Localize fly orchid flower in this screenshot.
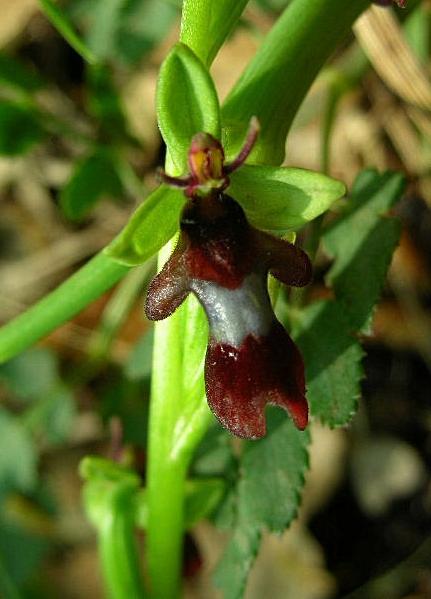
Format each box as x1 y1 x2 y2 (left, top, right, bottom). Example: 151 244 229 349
145 120 311 439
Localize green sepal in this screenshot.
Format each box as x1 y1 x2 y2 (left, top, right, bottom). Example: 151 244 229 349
157 43 221 174
229 164 346 231
105 185 185 266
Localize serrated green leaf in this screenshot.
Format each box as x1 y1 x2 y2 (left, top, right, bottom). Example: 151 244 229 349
0 53 44 92
180 0 249 67
0 409 37 495
60 149 123 221
105 185 184 266
215 413 310 597
323 170 404 332
293 300 364 427
157 43 221 173
229 164 346 231
240 412 310 530
214 525 261 599
0 102 44 156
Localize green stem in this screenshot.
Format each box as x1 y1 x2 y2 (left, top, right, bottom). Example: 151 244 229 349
146 243 187 599
145 241 211 599
0 252 130 364
99 491 145 599
146 459 187 599
222 0 371 165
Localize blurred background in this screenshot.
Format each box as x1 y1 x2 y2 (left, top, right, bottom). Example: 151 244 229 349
0 1 431 597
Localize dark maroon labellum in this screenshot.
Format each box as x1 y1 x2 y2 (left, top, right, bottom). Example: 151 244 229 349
147 122 311 439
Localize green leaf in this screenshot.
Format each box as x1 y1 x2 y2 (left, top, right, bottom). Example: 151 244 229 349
215 413 310 598
229 164 346 231
0 348 58 401
239 413 310 531
0 102 44 156
157 43 221 173
293 300 364 427
0 409 37 495
323 170 404 332
180 0 249 67
39 0 97 64
105 185 184 266
214 525 261 599
60 149 123 221
0 53 44 92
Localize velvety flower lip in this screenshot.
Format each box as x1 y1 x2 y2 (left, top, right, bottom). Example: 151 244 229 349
146 123 311 439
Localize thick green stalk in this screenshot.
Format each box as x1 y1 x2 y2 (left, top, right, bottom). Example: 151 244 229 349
222 0 371 165
0 252 129 364
145 243 211 598
146 245 187 599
